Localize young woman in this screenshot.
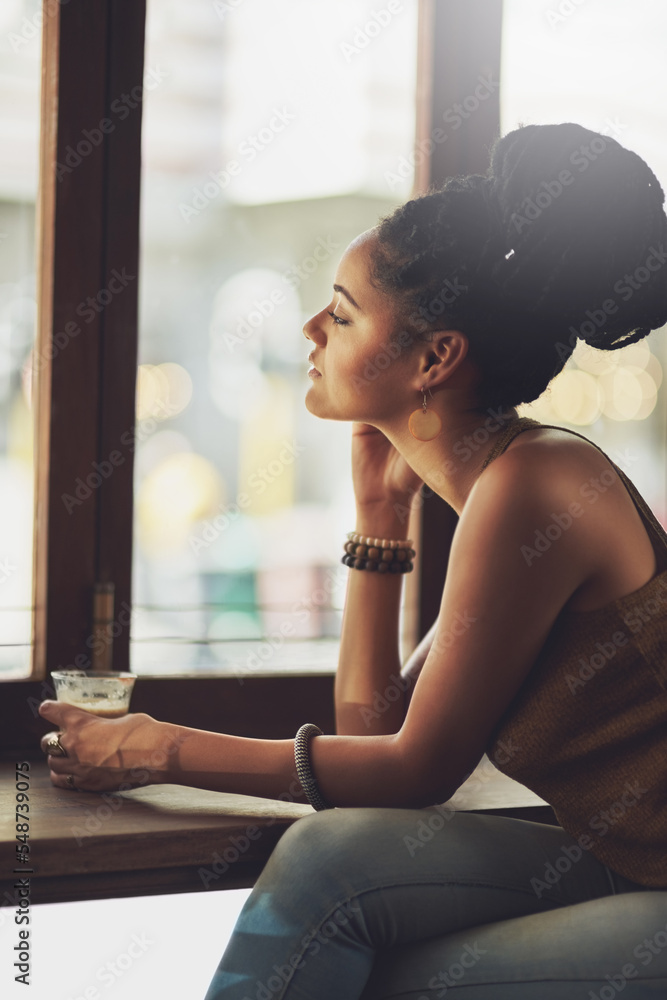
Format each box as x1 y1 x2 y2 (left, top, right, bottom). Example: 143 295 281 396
41 123 667 998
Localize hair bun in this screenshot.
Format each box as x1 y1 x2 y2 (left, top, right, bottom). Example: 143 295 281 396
485 123 667 350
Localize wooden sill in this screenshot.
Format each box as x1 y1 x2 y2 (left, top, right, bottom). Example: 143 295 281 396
0 757 556 906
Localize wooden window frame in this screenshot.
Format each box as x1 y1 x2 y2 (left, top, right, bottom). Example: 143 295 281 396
1 0 503 757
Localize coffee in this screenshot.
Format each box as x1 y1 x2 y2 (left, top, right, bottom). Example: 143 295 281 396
51 671 136 717
62 700 128 718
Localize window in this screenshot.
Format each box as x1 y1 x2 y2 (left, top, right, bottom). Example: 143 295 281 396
0 0 42 678
131 0 420 675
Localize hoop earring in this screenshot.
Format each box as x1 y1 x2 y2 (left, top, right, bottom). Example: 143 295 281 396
408 386 442 442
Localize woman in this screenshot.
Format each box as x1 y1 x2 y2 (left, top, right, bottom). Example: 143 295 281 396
40 123 667 998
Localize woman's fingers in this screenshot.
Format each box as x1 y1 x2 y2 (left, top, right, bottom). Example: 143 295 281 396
48 767 78 790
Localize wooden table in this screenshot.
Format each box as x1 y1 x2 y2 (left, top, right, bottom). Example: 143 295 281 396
0 756 556 906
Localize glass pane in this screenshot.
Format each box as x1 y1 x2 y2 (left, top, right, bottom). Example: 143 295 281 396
502 0 667 526
132 0 418 673
0 1 41 677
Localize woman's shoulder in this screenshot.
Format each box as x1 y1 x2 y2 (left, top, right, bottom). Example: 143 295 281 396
473 422 662 614
483 422 632 498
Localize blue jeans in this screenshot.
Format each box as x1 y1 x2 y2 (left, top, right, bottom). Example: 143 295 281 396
203 809 667 999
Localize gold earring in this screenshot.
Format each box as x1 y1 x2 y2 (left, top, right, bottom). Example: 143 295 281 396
408 386 442 441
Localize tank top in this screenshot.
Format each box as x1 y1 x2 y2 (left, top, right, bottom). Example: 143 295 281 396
481 416 667 887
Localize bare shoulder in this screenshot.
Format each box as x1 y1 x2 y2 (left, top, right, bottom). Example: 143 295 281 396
467 424 657 611
477 424 629 508
494 425 614 476
457 427 599 585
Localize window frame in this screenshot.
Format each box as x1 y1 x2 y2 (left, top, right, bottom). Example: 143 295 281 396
0 0 504 756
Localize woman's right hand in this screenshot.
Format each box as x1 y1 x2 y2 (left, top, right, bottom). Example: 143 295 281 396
351 422 423 514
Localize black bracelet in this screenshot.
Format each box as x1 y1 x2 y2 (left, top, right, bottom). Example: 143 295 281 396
294 723 332 811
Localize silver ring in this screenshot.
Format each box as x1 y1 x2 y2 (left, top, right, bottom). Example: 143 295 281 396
45 733 68 758
65 774 76 790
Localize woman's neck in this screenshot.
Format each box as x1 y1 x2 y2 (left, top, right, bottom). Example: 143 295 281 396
381 405 523 515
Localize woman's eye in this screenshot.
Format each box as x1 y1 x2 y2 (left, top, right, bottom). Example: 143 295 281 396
327 310 349 326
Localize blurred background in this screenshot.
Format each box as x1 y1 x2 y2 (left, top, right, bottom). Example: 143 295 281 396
1 0 666 677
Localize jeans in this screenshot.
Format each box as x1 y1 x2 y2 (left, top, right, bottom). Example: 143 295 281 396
203 808 667 999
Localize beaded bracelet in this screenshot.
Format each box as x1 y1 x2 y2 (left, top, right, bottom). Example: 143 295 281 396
342 532 416 574
346 532 414 549
294 723 332 811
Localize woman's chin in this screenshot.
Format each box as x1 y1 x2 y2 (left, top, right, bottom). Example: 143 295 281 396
304 394 348 423
304 390 325 418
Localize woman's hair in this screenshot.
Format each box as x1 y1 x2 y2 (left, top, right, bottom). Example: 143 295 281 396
369 122 667 412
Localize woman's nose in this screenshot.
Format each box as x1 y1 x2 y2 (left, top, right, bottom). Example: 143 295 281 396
303 311 326 345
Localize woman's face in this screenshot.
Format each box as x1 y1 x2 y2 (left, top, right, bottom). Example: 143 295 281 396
303 231 416 425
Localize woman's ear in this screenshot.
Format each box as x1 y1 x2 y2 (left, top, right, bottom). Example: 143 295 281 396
413 329 470 390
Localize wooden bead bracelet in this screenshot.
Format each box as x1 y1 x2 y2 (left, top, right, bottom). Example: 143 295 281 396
341 532 416 574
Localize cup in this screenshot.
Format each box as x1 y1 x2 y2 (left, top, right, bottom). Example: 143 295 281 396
51 670 136 717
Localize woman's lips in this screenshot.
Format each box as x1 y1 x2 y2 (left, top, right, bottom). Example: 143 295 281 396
308 367 322 378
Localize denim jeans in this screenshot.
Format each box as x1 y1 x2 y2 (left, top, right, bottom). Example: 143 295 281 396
203 808 667 999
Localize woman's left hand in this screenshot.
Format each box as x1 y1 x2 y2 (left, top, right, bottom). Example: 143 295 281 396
39 700 170 792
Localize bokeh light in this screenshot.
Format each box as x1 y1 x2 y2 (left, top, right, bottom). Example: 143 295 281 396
136 362 193 420
136 452 224 554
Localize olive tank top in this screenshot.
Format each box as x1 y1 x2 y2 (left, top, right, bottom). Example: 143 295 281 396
482 417 667 887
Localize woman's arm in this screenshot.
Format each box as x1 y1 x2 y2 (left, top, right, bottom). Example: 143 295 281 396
38 701 411 806
333 420 424 736
334 502 413 736
40 443 599 809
